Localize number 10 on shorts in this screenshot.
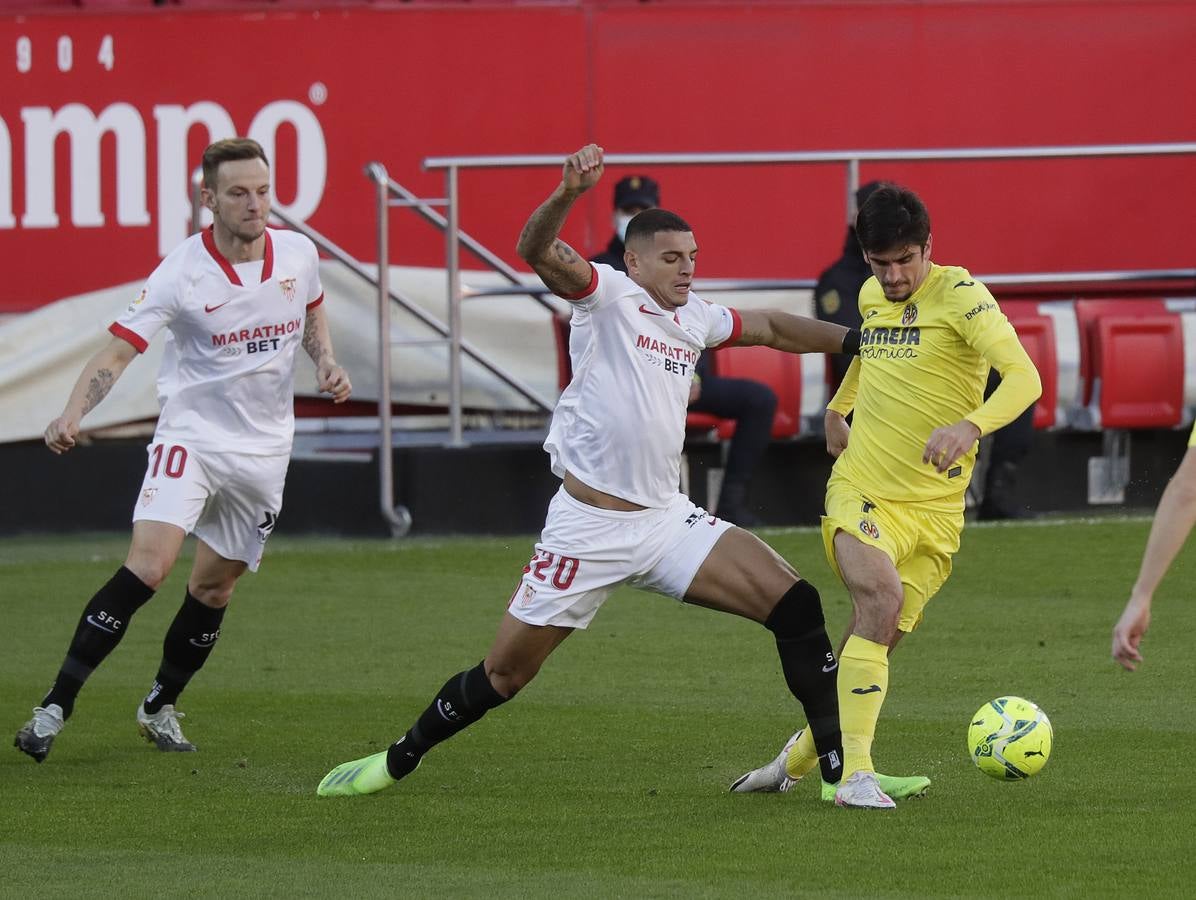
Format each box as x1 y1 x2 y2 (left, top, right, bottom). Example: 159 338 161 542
149 443 188 479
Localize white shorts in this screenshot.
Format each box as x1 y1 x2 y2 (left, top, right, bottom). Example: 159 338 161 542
507 487 735 629
131 440 289 572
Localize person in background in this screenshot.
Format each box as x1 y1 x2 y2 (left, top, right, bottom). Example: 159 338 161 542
814 182 882 395
593 175 777 526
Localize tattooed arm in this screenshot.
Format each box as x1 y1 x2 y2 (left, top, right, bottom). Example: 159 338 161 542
516 143 605 300
302 304 352 403
44 335 140 454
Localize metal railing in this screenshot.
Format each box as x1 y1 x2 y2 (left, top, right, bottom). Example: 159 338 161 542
418 142 1196 424
424 142 1196 227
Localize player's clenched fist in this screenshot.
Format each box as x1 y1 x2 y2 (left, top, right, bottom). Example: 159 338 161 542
319 362 353 404
562 144 604 195
44 415 80 455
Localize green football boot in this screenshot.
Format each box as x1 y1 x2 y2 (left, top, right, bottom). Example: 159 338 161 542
317 750 399 798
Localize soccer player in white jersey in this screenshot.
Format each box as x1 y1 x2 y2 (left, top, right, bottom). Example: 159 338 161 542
318 143 897 801
14 138 351 762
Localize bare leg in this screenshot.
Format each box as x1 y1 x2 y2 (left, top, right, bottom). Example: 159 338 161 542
484 613 574 697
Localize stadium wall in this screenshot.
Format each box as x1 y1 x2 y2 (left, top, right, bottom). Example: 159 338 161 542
1 1 1194 311
1 427 1189 537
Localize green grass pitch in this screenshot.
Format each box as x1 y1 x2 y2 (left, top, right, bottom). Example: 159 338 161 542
2 520 1194 898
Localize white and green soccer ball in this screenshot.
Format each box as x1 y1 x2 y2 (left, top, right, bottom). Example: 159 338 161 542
967 696 1053 780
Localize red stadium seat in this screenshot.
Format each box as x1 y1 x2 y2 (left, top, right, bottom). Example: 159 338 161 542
685 350 729 436
1001 301 1058 429
709 344 801 439
1073 299 1167 406
685 411 726 435
1091 315 1184 428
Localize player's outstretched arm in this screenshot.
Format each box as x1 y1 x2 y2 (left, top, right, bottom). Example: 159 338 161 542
1113 446 1196 670
734 308 860 356
45 335 139 454
516 144 604 300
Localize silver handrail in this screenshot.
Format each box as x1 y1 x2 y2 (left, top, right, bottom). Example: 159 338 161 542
425 143 1196 169
368 164 412 538
425 142 1196 224
444 165 464 447
376 172 558 313
462 269 1196 298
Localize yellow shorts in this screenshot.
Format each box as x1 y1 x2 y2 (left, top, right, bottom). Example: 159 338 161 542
820 475 964 633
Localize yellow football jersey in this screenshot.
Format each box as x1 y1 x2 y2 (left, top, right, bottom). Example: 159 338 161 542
829 263 1020 504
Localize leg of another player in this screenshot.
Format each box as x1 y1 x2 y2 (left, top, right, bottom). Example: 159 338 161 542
318 613 573 797
15 522 184 763
137 541 245 751
685 528 844 787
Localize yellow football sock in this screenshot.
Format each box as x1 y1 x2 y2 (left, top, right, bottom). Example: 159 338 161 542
784 727 819 780
839 634 890 779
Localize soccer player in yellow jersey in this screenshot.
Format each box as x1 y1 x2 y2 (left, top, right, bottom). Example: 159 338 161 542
732 184 1041 808
1112 423 1196 670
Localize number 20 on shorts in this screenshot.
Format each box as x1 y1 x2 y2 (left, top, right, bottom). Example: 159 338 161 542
525 550 580 590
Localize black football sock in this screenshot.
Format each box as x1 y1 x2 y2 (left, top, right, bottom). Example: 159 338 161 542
142 591 226 714
386 661 508 780
42 566 155 719
765 580 844 784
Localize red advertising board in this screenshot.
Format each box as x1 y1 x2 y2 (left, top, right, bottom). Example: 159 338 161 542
1 2 1194 311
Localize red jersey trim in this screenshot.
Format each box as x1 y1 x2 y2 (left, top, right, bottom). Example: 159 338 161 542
109 322 148 353
306 293 325 311
201 226 274 286
262 230 274 281
712 308 744 348
558 264 598 301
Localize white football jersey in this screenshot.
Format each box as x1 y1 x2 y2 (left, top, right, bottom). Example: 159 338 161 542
544 264 741 507
111 227 323 455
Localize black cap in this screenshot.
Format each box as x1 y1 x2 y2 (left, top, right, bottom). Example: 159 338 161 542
613 175 659 211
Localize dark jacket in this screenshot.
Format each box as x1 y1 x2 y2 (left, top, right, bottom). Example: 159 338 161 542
814 227 872 390
590 235 627 272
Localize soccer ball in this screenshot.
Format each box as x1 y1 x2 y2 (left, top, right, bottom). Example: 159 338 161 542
967 696 1053 780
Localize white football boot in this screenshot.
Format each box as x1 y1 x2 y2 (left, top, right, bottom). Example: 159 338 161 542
729 730 803 793
137 704 197 752
833 770 896 809
14 704 66 763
